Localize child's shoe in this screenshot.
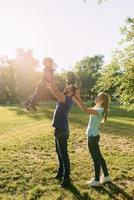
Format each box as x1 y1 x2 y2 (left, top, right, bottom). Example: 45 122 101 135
54 174 62 181
60 177 71 188
87 179 101 187
100 176 112 184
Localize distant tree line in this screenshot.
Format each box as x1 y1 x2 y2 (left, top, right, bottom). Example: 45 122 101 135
0 18 133 109
0 50 103 103
95 17 134 109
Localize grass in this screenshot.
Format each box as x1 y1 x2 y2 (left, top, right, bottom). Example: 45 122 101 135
0 102 134 200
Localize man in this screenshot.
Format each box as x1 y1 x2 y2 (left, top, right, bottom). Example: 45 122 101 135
47 75 80 188
25 57 56 111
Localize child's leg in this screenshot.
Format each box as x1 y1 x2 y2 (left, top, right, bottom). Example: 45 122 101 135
25 96 33 110
30 80 46 106
25 96 32 105
98 147 109 177
89 135 109 178
88 136 101 181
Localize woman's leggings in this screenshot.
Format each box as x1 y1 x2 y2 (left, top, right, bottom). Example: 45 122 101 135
88 135 109 181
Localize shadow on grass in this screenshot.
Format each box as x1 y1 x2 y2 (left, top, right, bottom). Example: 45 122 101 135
70 115 134 137
6 103 134 137
67 183 93 200
8 104 54 121
102 121 134 136
94 182 133 200
109 104 134 119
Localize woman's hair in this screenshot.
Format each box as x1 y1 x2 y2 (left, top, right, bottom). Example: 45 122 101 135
99 92 109 123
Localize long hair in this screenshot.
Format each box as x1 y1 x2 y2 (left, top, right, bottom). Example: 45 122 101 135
99 92 109 123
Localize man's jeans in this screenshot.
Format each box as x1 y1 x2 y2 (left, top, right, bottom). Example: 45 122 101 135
54 128 70 179
88 135 109 181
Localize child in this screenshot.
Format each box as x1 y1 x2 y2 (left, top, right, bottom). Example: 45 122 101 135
74 91 111 187
25 57 56 111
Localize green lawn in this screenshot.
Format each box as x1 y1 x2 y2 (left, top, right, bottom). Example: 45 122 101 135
0 102 134 200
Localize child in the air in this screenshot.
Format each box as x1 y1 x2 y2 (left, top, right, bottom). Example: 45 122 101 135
25 57 56 111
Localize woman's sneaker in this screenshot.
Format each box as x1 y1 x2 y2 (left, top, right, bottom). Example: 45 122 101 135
100 176 112 184
60 177 71 188
87 179 101 187
54 174 62 181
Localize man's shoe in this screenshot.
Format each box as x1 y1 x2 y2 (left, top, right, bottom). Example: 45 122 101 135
100 176 112 184
87 179 101 187
60 177 71 188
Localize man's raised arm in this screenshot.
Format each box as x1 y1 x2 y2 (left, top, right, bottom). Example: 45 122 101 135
47 76 65 103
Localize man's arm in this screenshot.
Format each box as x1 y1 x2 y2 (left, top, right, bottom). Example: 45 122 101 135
48 77 65 103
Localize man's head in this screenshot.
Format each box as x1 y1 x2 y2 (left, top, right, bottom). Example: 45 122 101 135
63 84 78 97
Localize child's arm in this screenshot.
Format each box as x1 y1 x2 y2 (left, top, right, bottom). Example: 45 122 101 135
72 96 87 112
74 89 98 115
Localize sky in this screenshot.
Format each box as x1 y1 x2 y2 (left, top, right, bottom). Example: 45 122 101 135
0 0 134 71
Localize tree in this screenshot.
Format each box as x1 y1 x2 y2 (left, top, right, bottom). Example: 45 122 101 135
61 71 76 85
96 18 134 109
74 55 104 99
0 49 39 103
55 74 66 91
15 48 39 100
0 58 19 103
